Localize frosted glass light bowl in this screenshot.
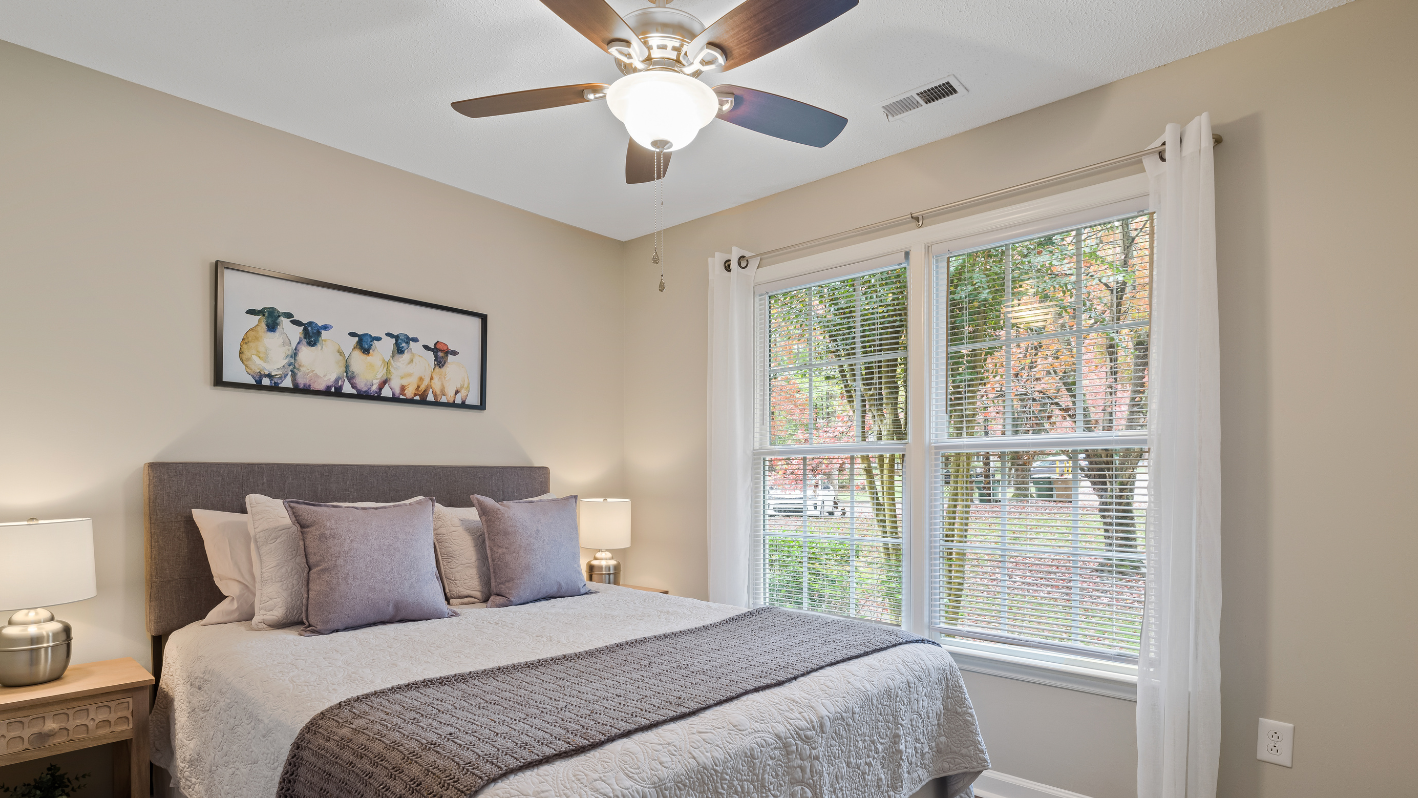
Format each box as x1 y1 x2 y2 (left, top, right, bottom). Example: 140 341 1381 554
606 71 719 152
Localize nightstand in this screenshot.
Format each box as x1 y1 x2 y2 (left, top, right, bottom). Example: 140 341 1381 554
0 658 153 798
623 584 669 594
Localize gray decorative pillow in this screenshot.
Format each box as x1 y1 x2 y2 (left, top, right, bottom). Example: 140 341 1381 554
247 495 424 630
473 494 588 609
432 494 556 606
283 497 453 636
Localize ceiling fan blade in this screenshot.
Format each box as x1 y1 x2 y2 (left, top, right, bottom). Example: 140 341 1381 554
714 86 847 147
626 140 672 184
539 0 648 59
690 0 857 72
452 83 609 119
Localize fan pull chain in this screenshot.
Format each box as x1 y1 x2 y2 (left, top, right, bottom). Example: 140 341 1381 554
651 149 660 267
652 146 666 292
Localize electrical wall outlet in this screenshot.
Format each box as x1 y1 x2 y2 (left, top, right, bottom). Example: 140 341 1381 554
1257 718 1294 767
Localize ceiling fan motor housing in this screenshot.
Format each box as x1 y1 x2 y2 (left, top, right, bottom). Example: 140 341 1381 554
618 7 706 75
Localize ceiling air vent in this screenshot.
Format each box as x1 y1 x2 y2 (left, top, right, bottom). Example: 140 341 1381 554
882 75 968 121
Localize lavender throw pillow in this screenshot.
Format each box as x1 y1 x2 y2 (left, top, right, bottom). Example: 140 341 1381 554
283 497 454 635
473 494 588 608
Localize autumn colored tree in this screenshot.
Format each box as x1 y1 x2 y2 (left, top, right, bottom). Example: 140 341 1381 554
766 215 1151 633
810 269 907 537
765 268 907 527
939 214 1153 625
763 268 907 623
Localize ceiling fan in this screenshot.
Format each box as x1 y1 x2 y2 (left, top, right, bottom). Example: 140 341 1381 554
451 0 857 184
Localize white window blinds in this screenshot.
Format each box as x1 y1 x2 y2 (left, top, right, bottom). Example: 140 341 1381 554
752 260 908 625
930 213 1153 661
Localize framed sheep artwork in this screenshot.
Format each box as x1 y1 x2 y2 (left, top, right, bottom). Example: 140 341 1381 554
214 261 487 410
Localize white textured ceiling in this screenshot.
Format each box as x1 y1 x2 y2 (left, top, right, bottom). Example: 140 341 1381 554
0 0 1344 240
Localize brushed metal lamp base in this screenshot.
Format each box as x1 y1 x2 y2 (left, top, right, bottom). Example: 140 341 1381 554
0 608 74 688
586 550 621 585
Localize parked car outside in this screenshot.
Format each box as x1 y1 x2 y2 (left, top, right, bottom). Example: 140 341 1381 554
766 488 842 516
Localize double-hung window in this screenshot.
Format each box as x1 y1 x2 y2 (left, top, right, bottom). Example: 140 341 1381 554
751 255 909 625
930 213 1152 663
746 176 1153 685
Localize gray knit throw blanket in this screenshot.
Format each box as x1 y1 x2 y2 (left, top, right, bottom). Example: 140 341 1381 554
277 606 938 798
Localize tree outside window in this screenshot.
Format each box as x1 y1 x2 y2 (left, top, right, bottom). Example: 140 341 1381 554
936 213 1152 659
759 266 907 625
754 213 1152 660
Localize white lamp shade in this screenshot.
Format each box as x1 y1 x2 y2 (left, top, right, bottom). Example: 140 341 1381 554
0 518 97 611
605 71 719 152
578 499 631 550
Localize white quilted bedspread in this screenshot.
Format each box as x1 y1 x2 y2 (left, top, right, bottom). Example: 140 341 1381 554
151 585 988 798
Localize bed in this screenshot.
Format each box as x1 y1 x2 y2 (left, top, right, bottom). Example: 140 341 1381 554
143 462 989 798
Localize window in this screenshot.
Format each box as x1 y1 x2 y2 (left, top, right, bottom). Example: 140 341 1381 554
752 259 908 625
930 213 1153 662
744 177 1154 685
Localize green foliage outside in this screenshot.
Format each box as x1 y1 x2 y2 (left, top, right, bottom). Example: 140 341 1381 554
940 213 1153 656
763 267 907 624
761 215 1153 657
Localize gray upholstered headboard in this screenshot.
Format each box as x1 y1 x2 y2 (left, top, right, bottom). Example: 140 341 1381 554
143 462 550 639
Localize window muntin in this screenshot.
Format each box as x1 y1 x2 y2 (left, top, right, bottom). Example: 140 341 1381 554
931 213 1152 661
754 263 908 626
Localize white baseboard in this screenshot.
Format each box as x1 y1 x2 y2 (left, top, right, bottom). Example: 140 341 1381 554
972 770 1095 798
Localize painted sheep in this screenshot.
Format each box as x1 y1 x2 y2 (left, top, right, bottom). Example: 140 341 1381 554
386 332 432 400
345 332 389 396
423 341 471 404
289 320 347 392
238 307 294 385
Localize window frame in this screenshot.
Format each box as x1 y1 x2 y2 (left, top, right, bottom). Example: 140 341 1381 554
750 254 912 626
752 174 1152 698
929 212 1154 664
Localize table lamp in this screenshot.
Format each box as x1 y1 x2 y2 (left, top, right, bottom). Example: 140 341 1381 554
0 518 96 687
579 499 631 585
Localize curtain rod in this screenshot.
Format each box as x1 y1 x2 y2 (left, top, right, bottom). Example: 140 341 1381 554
755 133 1222 264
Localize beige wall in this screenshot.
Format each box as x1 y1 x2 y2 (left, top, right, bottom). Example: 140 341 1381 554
0 40 626 670
619 0 1418 796
4 0 1416 793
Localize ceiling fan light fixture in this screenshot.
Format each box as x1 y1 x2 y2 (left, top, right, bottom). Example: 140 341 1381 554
606 70 718 152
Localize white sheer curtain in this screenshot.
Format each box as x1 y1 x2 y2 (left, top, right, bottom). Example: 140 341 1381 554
706 247 759 607
1138 114 1223 798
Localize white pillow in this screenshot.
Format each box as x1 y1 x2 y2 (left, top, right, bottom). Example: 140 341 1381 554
432 505 489 605
247 495 428 630
432 494 557 606
191 510 257 625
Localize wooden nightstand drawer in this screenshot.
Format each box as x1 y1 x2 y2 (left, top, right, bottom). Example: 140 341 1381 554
2 692 135 756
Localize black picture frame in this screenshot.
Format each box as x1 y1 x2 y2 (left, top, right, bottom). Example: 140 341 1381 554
214 261 487 411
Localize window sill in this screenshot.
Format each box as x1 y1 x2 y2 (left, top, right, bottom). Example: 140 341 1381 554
943 643 1138 702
